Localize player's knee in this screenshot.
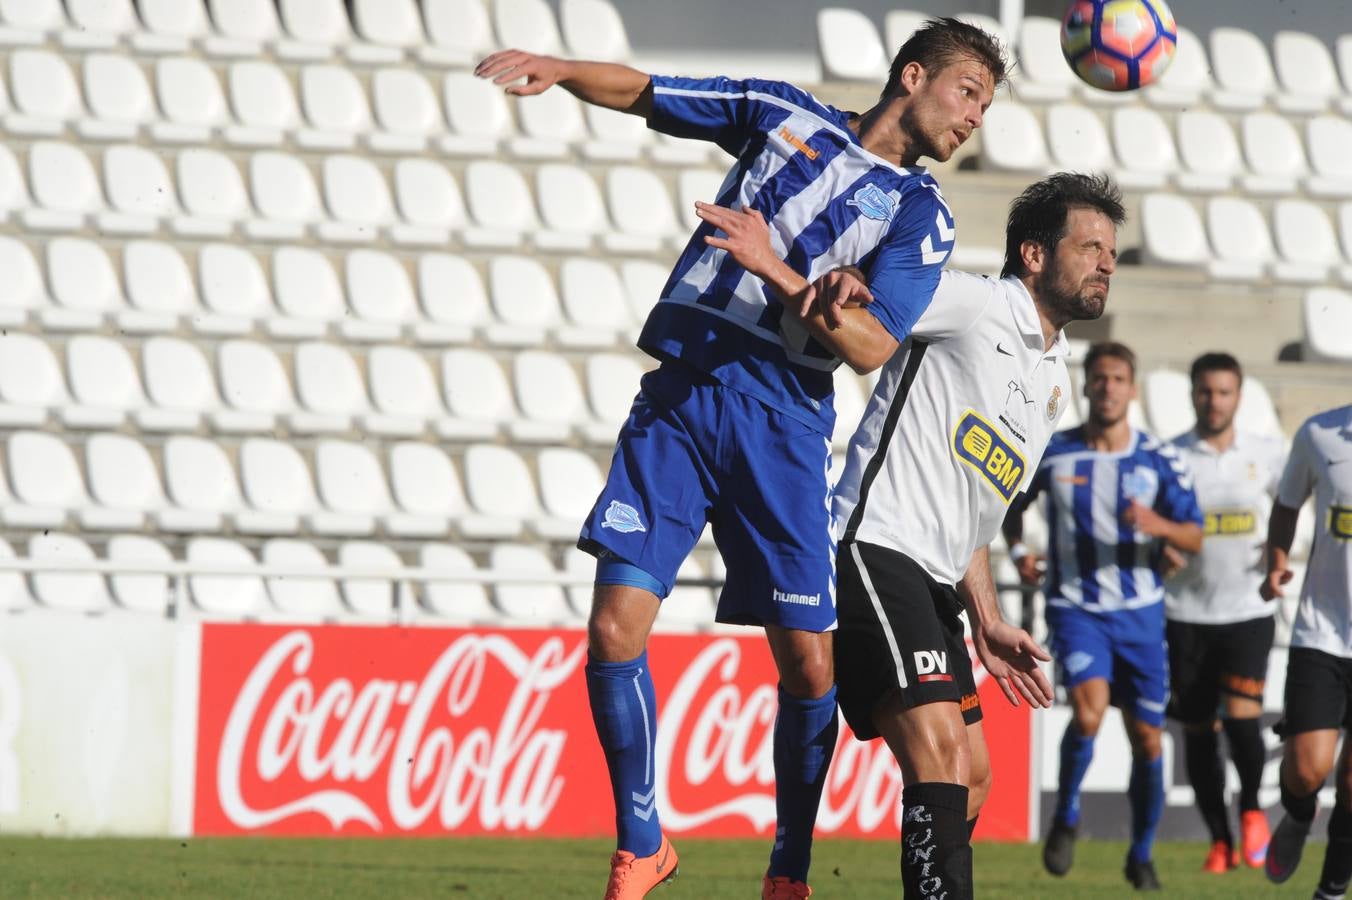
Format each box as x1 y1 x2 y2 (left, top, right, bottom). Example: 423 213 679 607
587 608 642 661
778 649 833 699
968 760 993 813
1072 707 1104 737
1129 725 1163 760
1284 758 1327 797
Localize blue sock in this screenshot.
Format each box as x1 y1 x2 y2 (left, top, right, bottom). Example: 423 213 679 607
586 651 662 857
1054 724 1095 827
1128 755 1165 863
766 685 839 882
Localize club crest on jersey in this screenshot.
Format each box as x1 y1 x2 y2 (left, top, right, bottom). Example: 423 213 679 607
1329 504 1352 541
846 183 896 223
1122 467 1159 504
601 500 646 534
1047 385 1062 421
952 410 1025 502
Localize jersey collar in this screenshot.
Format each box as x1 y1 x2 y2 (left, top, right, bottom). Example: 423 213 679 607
1003 276 1070 360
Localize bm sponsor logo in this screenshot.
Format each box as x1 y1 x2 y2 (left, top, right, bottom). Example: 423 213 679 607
1329 504 1352 542
952 410 1024 502
1204 508 1257 536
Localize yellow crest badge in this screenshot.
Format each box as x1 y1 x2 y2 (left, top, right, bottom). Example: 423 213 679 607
1047 385 1062 421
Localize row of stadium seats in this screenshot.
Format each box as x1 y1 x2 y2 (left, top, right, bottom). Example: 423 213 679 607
0 0 623 70
0 140 721 253
1142 195 1352 286
820 9 1352 115
0 530 722 625
980 104 1352 200
0 50 721 166
0 237 670 346
0 335 666 445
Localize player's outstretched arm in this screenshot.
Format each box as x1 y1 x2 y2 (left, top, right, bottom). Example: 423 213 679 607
694 202 898 374
475 50 653 116
958 546 1054 709
1260 502 1301 601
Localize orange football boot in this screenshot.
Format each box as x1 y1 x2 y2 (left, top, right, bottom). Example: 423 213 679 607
604 834 678 900
1241 809 1271 867
1202 840 1238 873
762 874 812 898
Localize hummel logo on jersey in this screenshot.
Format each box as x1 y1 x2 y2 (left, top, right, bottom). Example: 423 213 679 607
776 126 819 160
773 587 821 607
995 342 1014 356
601 500 646 533
846 183 896 222
914 649 952 682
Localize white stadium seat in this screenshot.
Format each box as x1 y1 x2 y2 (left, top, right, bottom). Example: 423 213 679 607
371 68 442 146
441 347 516 435
0 538 32 612
515 350 603 445
28 142 102 229
1110 107 1177 189
262 538 342 618
419 542 498 621
511 89 587 159
582 105 650 162
0 238 42 326
337 541 404 619
0 0 63 44
153 57 228 142
978 104 1048 173
7 431 88 528
367 345 449 437
106 534 173 614
421 0 495 67
271 245 345 336
82 53 155 139
141 338 219 431
392 158 467 245
385 442 464 537
1140 193 1209 268
84 433 165 526
1273 30 1340 112
314 439 395 533
585 353 645 425
65 335 149 424
1235 375 1283 439
299 64 371 148
1209 27 1276 111
537 447 605 533
239 437 321 533
559 257 633 345
320 154 394 240
491 543 577 624
1045 104 1112 172
463 159 537 248
64 0 138 48
277 0 351 52
463 444 542 536
0 333 63 426
344 249 422 340
29 533 108 612
175 148 250 233
0 145 28 222
248 151 323 239
102 144 178 230
1143 369 1193 441
162 435 243 531
493 0 564 56
1014 17 1077 101
217 339 297 427
1272 199 1342 284
206 0 281 50
665 555 718 627
441 71 514 156
136 0 209 52
1339 36 1352 114
1305 116 1352 199
1173 110 1243 193
535 163 607 251
605 166 680 252
227 61 302 146
1145 26 1211 109
816 8 888 82
292 342 367 429
883 10 925 52
561 0 631 61
197 242 276 333
1303 287 1352 362
8 50 80 135
1240 112 1308 196
351 0 423 49
1206 196 1274 283
45 238 124 330
123 240 197 328
416 253 489 343
620 259 666 323
187 537 266 616
487 255 563 347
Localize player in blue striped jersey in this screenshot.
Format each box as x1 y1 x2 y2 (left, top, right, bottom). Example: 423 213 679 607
1003 342 1204 892
478 19 1007 900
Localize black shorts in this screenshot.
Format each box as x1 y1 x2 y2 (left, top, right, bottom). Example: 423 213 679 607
834 541 981 741
1166 615 1275 723
1277 647 1352 737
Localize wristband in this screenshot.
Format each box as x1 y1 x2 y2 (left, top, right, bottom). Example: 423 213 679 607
1008 542 1030 562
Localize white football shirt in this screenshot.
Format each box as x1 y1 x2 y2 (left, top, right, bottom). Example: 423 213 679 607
832 271 1072 586
1165 429 1286 624
1278 404 1352 659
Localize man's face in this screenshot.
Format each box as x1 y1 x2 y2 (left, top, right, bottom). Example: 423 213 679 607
1192 369 1241 436
899 55 995 162
1085 355 1136 427
1036 207 1117 323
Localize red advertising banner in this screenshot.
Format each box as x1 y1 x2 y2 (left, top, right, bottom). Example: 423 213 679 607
193 625 1030 840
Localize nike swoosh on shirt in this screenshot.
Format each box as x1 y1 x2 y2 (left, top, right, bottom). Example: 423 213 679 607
996 342 1014 356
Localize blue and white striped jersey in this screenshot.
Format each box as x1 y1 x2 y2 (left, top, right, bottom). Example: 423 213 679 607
1026 427 1204 613
640 75 956 436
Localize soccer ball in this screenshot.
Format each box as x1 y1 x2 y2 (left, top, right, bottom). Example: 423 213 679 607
1060 0 1177 92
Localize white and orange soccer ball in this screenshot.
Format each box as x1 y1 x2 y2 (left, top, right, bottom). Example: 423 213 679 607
1061 0 1177 92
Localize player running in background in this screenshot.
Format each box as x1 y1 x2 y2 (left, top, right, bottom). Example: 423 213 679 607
1261 403 1352 900
477 19 1006 900
1164 352 1285 873
1004 341 1204 892
700 171 1123 899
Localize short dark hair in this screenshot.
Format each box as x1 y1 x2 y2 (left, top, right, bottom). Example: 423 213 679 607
1084 341 1136 380
883 17 1009 99
1189 351 1244 386
1001 173 1126 278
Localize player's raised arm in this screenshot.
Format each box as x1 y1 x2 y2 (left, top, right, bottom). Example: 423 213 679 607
957 546 1054 709
475 50 653 116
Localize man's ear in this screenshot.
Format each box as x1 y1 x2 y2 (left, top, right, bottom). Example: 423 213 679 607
897 60 926 94
1021 240 1045 276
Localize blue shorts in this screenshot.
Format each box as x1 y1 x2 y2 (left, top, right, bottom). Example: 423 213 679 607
579 360 837 633
1046 601 1169 727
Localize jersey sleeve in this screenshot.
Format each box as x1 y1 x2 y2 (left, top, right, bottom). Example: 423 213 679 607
647 75 823 158
1153 444 1204 525
859 186 956 343
908 270 994 340
1276 423 1316 508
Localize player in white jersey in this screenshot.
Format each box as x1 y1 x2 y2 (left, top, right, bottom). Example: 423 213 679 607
703 172 1124 899
1260 403 1352 899
1164 353 1286 873
477 20 1007 900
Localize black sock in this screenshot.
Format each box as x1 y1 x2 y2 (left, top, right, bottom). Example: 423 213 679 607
1185 728 1232 845
1222 717 1267 812
1318 805 1352 895
967 814 979 840
901 782 971 900
1281 779 1318 824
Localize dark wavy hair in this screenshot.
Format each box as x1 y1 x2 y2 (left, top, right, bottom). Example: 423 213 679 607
883 17 1009 98
1085 341 1137 380
1001 172 1126 278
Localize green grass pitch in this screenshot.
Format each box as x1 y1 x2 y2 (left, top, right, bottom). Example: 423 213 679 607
0 835 1325 898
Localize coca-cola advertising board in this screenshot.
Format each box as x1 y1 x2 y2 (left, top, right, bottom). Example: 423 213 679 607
193 624 1032 840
